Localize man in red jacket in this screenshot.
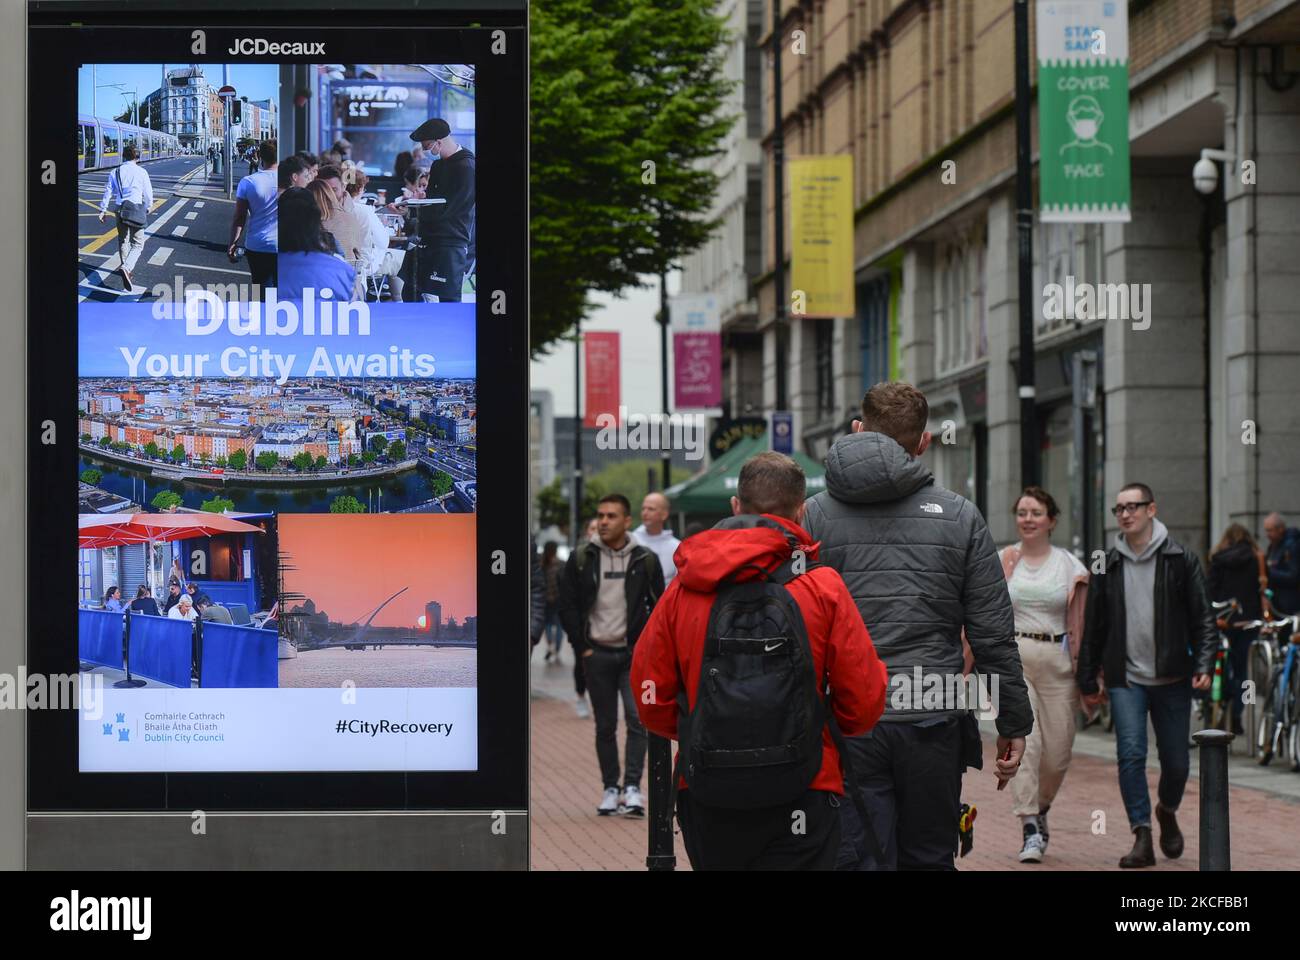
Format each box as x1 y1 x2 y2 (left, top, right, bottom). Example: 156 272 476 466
632 452 888 870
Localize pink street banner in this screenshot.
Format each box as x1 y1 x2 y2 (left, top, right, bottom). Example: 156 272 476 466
583 331 621 428
673 330 721 409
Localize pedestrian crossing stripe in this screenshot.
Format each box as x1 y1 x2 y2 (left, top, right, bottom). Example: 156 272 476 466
184 212 198 220
172 226 188 237
147 247 174 267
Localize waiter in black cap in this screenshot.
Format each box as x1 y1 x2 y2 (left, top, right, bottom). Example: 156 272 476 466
409 117 476 302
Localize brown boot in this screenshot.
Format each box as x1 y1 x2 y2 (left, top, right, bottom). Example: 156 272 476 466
1154 803 1184 859
1119 826 1155 868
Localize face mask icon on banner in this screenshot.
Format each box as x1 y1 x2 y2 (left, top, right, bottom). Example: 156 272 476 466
1060 95 1113 156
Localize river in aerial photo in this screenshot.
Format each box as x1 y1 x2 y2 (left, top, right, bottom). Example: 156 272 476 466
79 454 465 514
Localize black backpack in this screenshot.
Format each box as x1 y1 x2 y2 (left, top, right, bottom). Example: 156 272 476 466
676 551 827 810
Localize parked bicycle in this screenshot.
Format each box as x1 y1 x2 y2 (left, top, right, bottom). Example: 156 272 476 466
1196 598 1244 732
1241 613 1300 770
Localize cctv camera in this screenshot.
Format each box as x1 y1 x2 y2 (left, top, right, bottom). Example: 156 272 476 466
1193 157 1219 195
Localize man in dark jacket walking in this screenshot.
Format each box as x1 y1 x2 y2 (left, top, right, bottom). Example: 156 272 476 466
1077 483 1217 868
559 493 664 817
804 382 1031 871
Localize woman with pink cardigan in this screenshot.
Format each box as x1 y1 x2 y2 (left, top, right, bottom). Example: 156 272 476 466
1000 486 1089 864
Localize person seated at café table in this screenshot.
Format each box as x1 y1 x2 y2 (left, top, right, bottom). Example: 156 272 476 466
276 186 356 301
102 586 126 612
168 594 198 622
196 594 234 625
129 584 160 617
162 580 184 615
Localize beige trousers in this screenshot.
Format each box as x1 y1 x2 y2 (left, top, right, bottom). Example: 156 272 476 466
1010 636 1080 817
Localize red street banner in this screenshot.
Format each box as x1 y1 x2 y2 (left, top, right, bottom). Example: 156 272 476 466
673 331 721 409
583 331 620 428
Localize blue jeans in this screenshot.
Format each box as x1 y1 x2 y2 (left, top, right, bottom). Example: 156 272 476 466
1108 679 1192 831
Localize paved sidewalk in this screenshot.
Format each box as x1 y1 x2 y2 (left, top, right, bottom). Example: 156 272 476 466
530 652 1300 871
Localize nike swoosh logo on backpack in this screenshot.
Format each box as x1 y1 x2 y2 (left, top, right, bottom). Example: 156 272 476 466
764 640 785 652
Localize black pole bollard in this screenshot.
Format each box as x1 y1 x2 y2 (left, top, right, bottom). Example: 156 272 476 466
115 607 146 688
194 617 203 688
646 733 676 871
1192 729 1233 870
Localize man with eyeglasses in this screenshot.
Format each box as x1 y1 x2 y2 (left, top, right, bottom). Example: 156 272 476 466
1076 482 1216 869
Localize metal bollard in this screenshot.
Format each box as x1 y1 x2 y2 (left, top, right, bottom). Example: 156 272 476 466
645 733 676 871
1192 729 1233 871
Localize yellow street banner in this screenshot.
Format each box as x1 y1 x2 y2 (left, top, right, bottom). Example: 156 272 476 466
789 155 855 318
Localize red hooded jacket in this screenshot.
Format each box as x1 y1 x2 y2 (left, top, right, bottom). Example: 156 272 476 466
630 513 888 795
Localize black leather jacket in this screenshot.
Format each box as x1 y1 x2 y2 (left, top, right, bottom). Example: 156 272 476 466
558 540 663 656
1076 535 1218 692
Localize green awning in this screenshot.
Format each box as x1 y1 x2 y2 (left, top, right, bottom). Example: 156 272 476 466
665 433 827 515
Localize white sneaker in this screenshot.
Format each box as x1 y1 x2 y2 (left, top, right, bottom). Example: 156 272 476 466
597 787 620 816
1019 824 1046 863
574 697 590 719
620 784 645 817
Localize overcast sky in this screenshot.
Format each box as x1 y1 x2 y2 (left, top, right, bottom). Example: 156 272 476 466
530 273 682 419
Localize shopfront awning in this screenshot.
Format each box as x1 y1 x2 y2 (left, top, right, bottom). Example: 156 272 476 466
664 433 827 516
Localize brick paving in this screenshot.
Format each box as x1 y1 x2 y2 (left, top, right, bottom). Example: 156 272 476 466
530 654 1300 871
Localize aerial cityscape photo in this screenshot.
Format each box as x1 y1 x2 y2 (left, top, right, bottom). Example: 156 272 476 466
77 301 477 515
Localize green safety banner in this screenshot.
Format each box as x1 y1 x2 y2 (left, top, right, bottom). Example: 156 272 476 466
1037 0 1130 222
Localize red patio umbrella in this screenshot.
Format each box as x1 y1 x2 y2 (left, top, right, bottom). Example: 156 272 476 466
78 512 265 595
79 515 151 550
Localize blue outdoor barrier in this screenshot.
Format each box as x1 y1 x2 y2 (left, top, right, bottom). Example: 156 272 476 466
199 621 278 688
189 579 256 611
127 615 194 688
79 608 123 669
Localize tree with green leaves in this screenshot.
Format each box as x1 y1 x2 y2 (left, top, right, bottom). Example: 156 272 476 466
144 441 160 459
215 455 228 468
80 433 92 443
430 470 454 498
201 495 235 513
347 453 361 467
535 458 694 531
256 451 280 472
329 495 367 513
314 455 328 471
171 444 186 463
80 468 102 485
292 452 315 472
530 0 733 353
98 436 112 449
362 450 377 465
151 490 183 511
389 440 406 462
228 449 247 472
370 434 388 454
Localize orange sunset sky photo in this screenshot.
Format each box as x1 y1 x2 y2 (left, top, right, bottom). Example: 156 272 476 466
278 514 476 628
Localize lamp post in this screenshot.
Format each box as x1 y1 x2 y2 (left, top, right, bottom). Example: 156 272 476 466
1013 0 1040 487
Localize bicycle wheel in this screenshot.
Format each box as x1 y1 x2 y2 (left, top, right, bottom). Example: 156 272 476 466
1258 673 1281 766
1288 661 1300 771
1247 644 1272 756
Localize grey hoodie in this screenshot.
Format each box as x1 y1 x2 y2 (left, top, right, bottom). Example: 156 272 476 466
1115 517 1175 685
803 432 1032 737
587 537 637 647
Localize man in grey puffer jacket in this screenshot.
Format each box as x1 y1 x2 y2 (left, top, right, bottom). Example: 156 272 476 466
804 382 1032 870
